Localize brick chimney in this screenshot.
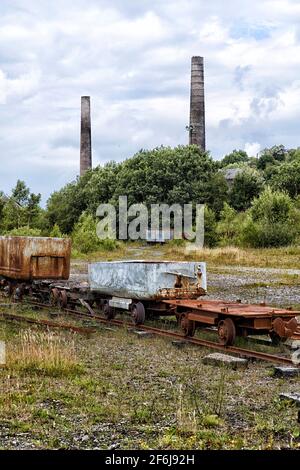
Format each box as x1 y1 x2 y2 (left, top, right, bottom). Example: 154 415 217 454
80 96 92 176
189 56 205 151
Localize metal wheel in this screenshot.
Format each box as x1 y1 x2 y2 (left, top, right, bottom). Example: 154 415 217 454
103 301 116 320
3 281 14 297
180 314 196 337
218 318 236 346
49 288 60 306
14 283 25 301
59 290 68 309
131 302 145 325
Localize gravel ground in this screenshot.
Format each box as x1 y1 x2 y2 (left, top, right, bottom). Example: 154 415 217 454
206 266 300 307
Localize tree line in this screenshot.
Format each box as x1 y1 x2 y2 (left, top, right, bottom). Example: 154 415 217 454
1 144 300 252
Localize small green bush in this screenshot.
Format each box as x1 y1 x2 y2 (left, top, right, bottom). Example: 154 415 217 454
72 212 117 254
6 226 42 237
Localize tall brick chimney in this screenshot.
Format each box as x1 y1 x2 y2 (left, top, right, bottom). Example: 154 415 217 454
80 96 92 176
189 56 205 151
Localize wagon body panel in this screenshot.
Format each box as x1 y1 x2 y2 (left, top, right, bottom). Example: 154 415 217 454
88 260 206 300
0 236 71 280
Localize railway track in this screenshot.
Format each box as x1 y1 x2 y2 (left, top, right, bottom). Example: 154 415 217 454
16 299 300 368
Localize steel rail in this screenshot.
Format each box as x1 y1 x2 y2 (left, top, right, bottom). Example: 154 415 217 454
0 311 95 334
25 300 299 367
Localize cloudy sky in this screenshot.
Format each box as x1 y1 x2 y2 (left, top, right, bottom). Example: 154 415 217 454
1 0 300 202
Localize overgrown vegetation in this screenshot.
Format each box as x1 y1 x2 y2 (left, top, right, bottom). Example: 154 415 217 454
1 144 300 251
0 317 299 450
7 330 83 377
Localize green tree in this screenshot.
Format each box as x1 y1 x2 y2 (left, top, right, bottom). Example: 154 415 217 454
270 160 300 198
220 149 249 168
204 206 218 247
1 181 42 231
241 187 298 247
216 203 240 245
257 145 287 171
12 180 30 206
111 145 217 208
45 145 224 233
72 212 117 254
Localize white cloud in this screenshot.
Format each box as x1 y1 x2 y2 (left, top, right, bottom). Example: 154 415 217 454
245 142 261 156
0 0 300 202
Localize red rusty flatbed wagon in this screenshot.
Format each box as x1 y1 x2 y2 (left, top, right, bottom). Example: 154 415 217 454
163 298 300 346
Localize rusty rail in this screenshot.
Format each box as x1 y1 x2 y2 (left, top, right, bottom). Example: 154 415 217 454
0 311 95 335
25 300 300 367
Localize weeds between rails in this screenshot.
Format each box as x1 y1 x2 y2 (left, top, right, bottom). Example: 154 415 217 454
2 298 298 368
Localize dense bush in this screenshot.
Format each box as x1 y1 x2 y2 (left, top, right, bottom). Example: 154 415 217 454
72 212 117 254
6 226 42 237
240 188 299 247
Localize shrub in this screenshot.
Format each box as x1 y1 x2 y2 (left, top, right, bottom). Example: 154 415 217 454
5 226 42 237
216 203 243 246
49 223 63 238
240 188 299 247
204 206 218 247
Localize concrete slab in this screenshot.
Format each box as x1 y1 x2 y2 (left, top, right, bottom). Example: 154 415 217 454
280 392 300 406
284 338 300 350
132 330 153 338
202 353 248 369
0 341 5 367
273 366 300 378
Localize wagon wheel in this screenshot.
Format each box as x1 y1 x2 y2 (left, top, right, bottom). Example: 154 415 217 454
49 288 60 307
218 318 236 346
3 281 14 297
180 314 196 337
59 290 68 309
131 302 145 326
103 301 116 320
14 283 25 301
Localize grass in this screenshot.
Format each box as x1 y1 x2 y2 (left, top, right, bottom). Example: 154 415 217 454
6 330 83 377
0 317 299 450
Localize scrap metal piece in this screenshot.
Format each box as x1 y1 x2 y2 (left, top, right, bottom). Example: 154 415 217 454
272 317 298 339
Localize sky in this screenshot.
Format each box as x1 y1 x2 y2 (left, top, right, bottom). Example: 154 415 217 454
1 0 300 203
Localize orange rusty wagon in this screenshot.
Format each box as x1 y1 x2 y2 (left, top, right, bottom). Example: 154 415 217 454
163 298 300 346
0 236 71 284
